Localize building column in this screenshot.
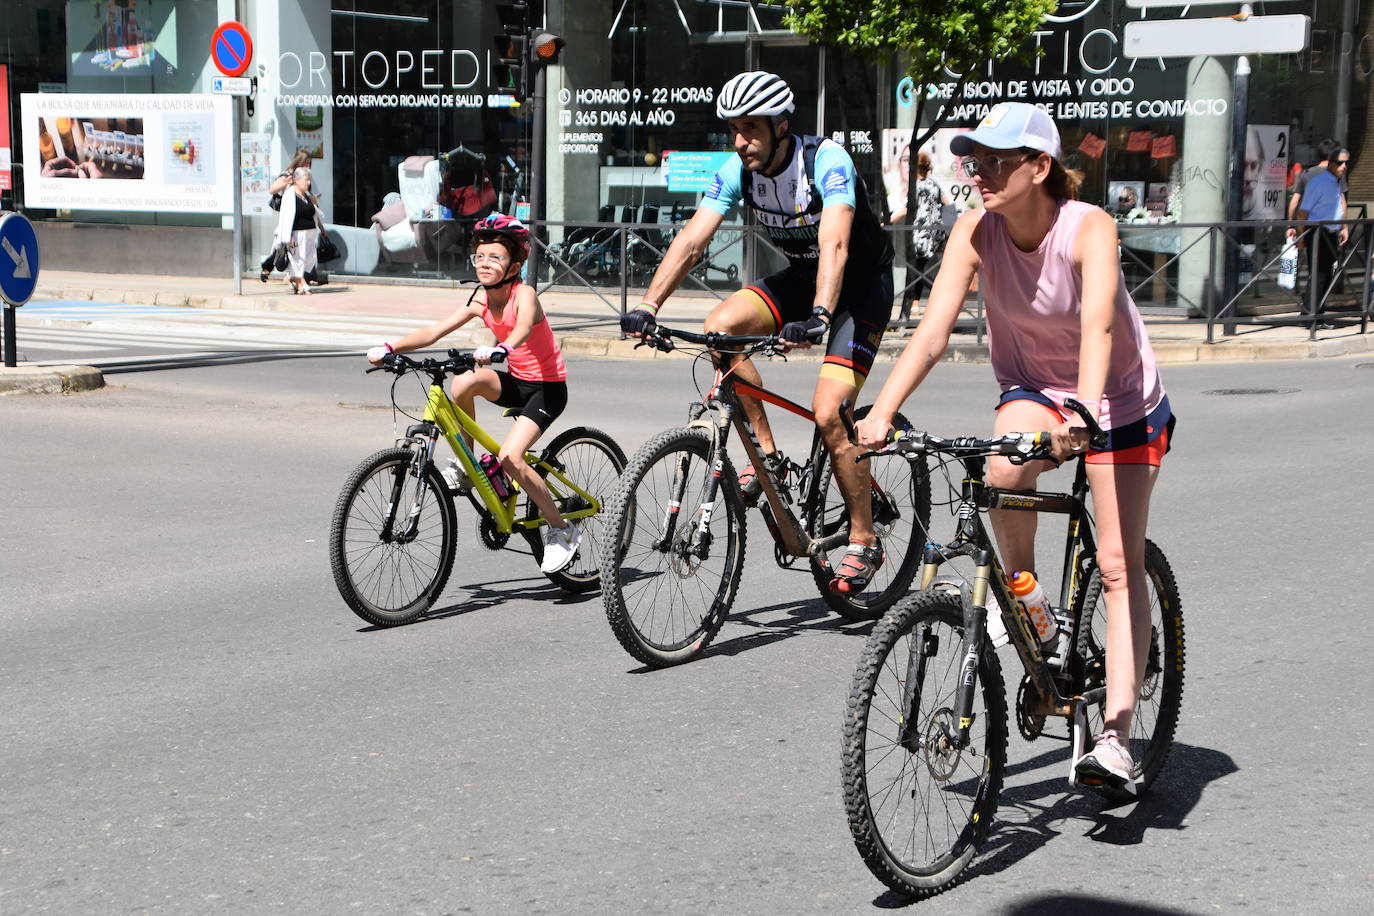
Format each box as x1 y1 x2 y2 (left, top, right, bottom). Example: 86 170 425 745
1177 55 1230 315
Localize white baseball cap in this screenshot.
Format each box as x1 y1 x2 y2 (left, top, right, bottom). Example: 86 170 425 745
949 103 1061 160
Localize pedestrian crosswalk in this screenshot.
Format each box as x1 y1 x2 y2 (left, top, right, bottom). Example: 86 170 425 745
8 303 441 369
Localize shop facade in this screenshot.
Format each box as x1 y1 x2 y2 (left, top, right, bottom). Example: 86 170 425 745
1 1 1370 301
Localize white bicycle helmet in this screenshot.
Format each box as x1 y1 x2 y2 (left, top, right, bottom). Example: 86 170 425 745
716 71 795 119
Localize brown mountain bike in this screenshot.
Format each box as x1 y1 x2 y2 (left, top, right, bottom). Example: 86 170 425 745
598 325 932 667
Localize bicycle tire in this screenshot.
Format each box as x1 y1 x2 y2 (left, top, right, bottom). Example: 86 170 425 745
843 589 1007 898
329 447 457 627
1074 539 1185 793
522 426 627 594
808 407 932 621
599 427 747 667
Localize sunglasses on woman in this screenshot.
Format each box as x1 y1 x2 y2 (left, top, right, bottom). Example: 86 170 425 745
957 151 1037 179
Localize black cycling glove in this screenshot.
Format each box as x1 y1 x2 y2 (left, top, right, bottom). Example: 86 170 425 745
780 309 830 344
621 307 658 336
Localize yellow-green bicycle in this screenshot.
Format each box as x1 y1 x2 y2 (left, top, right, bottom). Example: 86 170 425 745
329 348 626 627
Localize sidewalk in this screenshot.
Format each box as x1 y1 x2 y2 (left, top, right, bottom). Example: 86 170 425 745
4 268 1372 394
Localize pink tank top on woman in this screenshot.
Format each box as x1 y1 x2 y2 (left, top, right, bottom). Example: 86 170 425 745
481 280 567 382
978 199 1164 430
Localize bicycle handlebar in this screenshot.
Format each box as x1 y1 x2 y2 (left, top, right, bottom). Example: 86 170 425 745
851 397 1108 464
634 324 786 356
367 347 507 377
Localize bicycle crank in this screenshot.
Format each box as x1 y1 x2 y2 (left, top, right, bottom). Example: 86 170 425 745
478 515 510 551
1016 674 1047 741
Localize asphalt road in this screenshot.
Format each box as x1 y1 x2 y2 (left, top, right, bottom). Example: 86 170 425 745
2 352 1372 914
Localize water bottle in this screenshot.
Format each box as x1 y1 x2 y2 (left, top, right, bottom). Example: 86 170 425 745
479 453 512 498
1008 571 1058 646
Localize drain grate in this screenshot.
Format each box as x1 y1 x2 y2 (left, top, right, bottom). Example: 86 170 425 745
1201 388 1300 396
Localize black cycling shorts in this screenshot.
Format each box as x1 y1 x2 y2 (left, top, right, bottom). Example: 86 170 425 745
741 266 893 389
494 373 568 432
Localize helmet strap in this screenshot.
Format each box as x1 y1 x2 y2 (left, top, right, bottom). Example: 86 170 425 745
479 262 522 292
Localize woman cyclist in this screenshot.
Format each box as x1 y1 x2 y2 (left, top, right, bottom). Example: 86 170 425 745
855 102 1175 799
366 214 581 574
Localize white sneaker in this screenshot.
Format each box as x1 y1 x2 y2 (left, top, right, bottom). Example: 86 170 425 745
540 524 583 574
441 459 472 494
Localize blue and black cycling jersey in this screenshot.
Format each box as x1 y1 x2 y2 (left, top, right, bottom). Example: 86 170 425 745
698 134 894 278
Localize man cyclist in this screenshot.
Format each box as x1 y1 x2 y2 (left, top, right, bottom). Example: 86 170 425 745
621 71 895 594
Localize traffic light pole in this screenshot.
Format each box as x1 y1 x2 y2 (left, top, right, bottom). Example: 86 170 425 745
527 64 547 285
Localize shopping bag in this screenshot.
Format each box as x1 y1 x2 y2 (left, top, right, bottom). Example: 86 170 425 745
1276 241 1298 291
272 242 290 272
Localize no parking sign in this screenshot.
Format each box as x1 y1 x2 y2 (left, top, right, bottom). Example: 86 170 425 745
211 22 254 78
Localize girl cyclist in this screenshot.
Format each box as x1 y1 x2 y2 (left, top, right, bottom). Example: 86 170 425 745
855 102 1175 799
366 214 580 574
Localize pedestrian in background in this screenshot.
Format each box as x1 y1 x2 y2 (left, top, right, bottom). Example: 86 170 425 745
1286 138 1346 237
260 151 313 283
1294 148 1350 327
890 150 950 330
275 167 319 296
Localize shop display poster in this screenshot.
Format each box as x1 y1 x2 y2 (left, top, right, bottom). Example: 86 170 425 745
1244 125 1288 221
881 127 979 218
665 151 733 192
240 132 272 215
20 93 234 213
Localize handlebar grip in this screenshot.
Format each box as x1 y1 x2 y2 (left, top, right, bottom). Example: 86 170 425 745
1062 398 1108 450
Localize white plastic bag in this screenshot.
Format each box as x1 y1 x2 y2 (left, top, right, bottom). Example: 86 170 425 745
1276 241 1298 290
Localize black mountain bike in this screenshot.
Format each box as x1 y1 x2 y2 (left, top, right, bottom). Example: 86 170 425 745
841 400 1184 899
598 325 931 667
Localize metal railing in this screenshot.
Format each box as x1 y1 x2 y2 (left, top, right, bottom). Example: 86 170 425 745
525 215 1372 341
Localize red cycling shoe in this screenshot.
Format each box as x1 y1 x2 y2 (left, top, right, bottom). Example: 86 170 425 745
830 539 884 595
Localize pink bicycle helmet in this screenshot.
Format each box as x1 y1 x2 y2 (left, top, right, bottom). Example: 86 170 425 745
471 213 531 261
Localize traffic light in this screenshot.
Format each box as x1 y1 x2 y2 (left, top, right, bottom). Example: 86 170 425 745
529 30 564 66
492 0 529 100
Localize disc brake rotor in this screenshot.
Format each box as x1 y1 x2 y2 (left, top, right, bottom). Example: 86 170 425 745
924 707 962 781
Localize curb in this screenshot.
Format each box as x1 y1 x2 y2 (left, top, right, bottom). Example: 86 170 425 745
0 365 105 396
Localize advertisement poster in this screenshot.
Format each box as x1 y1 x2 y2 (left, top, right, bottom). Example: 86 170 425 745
1244 124 1288 220
295 106 324 160
1 65 11 192
240 131 271 215
881 127 978 221
21 93 233 212
665 150 734 192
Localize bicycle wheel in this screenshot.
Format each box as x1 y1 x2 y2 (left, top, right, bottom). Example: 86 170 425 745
329 447 457 627
599 427 747 667
843 589 1007 899
809 407 932 621
1075 539 1185 793
523 426 627 594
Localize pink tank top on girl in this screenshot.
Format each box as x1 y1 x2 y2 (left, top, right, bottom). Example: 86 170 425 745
481 280 567 382
978 199 1164 431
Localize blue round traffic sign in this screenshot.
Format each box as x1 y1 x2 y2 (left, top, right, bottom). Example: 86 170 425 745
0 212 39 307
211 21 254 78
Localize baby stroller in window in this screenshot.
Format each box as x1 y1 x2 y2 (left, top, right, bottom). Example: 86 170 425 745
544 204 621 283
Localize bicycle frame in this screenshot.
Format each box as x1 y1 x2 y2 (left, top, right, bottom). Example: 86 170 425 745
910 454 1097 751
690 365 856 563
408 381 603 536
